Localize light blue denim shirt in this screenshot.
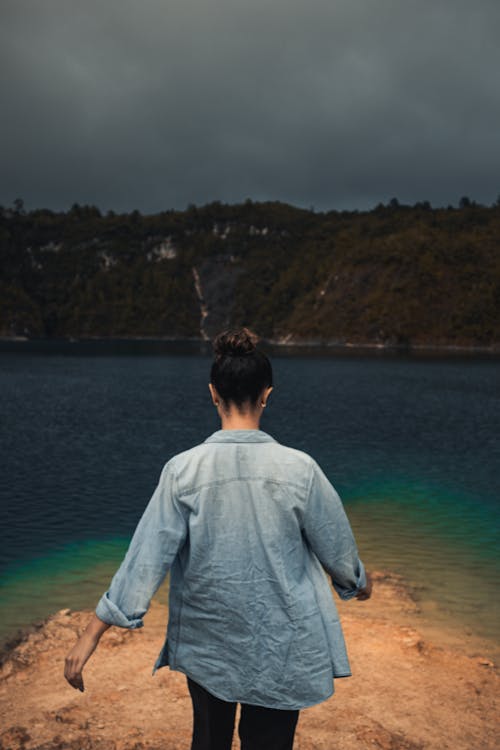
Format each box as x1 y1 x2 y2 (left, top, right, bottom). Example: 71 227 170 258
95 429 366 709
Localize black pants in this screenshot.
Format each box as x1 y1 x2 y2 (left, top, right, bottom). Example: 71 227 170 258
187 677 299 750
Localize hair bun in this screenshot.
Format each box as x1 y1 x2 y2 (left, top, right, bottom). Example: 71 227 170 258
213 327 259 358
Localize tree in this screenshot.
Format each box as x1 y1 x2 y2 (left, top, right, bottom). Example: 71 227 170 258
13 198 25 214
414 200 431 211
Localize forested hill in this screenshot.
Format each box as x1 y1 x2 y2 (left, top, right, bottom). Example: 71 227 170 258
1 199 499 348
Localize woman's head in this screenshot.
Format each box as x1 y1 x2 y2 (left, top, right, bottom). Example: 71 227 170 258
209 328 273 413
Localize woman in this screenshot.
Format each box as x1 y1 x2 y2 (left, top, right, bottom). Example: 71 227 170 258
65 328 371 750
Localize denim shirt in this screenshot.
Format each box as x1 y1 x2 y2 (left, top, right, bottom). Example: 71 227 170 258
95 429 366 710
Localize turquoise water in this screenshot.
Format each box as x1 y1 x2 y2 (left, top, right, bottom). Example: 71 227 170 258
0 343 499 647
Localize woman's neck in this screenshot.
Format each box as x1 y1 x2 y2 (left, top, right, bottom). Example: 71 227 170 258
219 410 261 430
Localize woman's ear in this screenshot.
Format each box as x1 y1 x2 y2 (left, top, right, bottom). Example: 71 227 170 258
208 383 220 406
261 386 273 407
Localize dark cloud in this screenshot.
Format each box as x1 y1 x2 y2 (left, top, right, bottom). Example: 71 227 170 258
1 0 499 212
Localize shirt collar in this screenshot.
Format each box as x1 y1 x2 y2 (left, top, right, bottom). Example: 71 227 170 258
204 429 278 444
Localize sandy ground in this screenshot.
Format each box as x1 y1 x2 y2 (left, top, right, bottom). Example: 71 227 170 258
0 571 498 750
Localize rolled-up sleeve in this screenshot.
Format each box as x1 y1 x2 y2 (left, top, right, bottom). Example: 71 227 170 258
95 459 187 628
302 460 366 600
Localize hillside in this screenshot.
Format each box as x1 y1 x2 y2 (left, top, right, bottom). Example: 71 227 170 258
1 199 499 348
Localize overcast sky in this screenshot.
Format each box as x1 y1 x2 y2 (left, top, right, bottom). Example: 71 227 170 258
1 0 499 213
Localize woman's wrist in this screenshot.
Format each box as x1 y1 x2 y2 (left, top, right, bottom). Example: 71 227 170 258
83 613 111 644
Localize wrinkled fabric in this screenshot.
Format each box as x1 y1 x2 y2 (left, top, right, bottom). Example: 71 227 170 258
95 429 366 709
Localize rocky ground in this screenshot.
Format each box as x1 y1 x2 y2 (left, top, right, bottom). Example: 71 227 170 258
0 571 498 750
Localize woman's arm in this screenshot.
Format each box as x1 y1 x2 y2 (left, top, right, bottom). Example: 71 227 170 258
302 459 371 601
94 461 187 628
64 460 188 690
64 613 110 691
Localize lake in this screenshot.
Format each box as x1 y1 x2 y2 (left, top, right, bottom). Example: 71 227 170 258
0 341 499 653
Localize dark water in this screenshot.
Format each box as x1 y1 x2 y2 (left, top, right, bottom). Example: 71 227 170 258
1 343 499 648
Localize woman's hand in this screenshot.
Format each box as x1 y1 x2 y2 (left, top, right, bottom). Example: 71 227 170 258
355 571 373 601
64 613 111 691
64 632 98 691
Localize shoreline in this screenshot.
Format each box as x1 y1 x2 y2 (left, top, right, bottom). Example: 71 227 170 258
1 570 498 666
1 569 498 667
1 334 499 357
1 547 499 665
0 570 498 750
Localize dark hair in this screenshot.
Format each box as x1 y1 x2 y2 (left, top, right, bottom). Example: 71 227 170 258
210 328 273 408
